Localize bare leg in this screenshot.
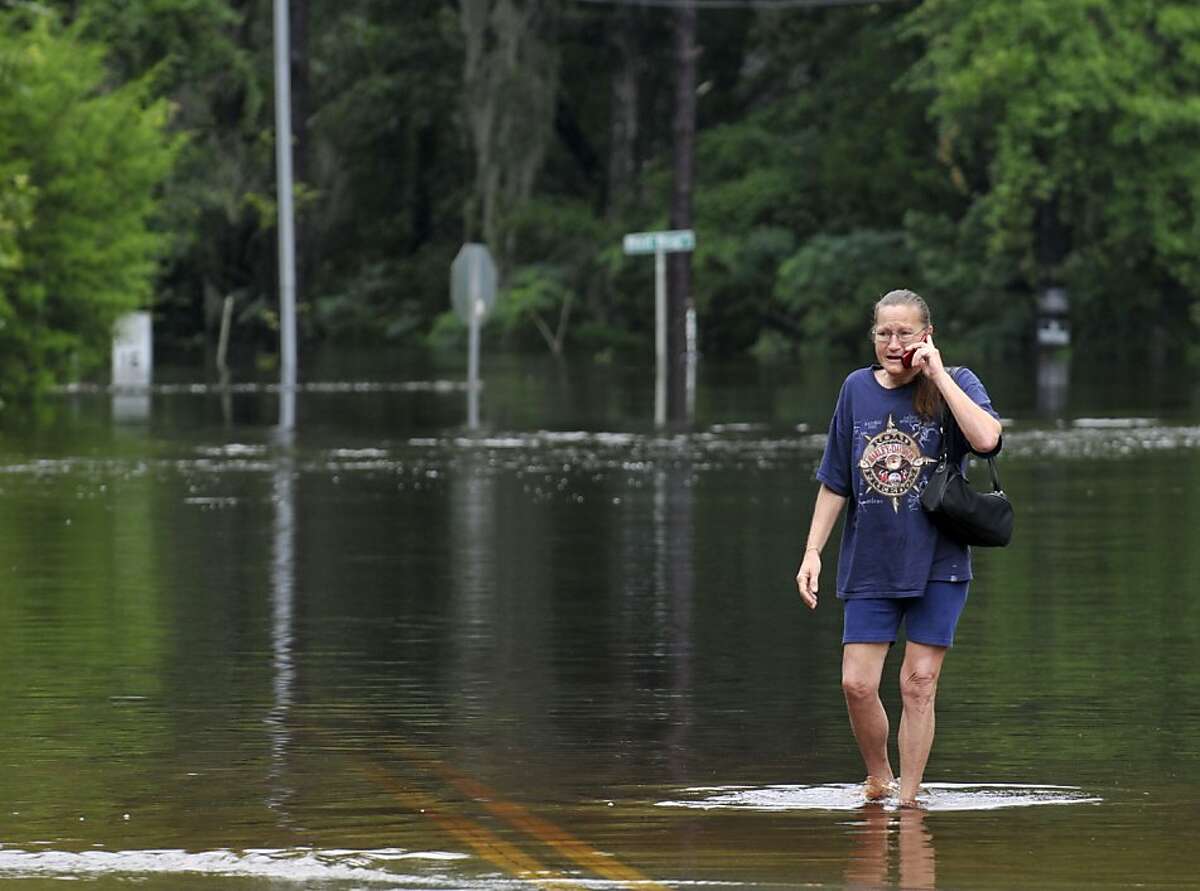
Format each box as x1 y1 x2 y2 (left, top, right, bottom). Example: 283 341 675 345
842 643 893 794
897 641 948 804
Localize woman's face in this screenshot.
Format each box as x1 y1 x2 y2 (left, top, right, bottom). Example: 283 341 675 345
873 304 928 374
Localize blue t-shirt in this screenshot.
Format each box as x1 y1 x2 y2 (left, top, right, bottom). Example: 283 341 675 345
815 366 1000 600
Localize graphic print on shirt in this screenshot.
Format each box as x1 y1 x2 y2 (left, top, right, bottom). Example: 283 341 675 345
858 413 938 513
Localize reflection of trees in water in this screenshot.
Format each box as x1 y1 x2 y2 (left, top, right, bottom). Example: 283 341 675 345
963 449 1200 779
610 459 695 780
442 448 697 780
845 805 935 890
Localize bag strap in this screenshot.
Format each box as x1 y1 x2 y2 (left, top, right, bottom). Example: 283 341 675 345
985 455 1004 494
936 367 962 463
938 367 1005 494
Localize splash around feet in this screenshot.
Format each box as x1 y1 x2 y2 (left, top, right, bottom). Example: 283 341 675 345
864 775 898 801
656 782 1103 813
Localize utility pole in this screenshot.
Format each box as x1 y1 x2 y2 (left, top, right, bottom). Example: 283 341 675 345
668 0 697 425
273 0 298 431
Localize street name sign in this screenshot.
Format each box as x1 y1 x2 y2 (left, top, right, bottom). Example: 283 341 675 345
623 229 695 255
622 228 697 426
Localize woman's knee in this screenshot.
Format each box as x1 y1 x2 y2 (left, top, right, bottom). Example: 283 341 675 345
899 667 939 708
842 672 881 703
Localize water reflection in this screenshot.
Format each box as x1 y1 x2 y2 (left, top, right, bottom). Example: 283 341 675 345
267 404 297 816
1036 350 1070 417
5 365 1200 887
112 390 152 424
653 462 694 782
448 448 498 695
845 805 935 891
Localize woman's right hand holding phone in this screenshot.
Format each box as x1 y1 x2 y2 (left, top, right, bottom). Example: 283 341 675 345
904 333 943 378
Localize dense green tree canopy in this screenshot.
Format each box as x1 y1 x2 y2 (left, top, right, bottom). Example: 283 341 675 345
1 0 1199 393
908 0 1200 349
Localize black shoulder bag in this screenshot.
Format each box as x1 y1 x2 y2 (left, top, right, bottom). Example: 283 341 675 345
919 398 1013 548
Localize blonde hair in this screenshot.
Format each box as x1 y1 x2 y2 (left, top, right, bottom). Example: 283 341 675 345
873 289 941 421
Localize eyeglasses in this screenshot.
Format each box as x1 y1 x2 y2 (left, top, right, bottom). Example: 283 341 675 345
871 327 928 346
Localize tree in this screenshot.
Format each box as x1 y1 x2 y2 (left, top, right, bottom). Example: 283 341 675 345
43 0 273 355
307 0 465 341
0 14 177 400
460 0 562 274
906 0 1200 352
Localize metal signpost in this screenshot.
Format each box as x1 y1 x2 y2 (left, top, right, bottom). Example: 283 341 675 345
451 244 498 429
273 0 297 432
622 229 696 425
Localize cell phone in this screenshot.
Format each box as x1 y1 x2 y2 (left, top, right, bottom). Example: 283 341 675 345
902 334 928 369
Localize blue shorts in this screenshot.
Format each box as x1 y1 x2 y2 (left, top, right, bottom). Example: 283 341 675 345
842 581 969 648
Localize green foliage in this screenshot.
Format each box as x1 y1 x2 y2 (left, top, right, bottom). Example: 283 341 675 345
498 197 615 354
50 0 272 352
906 0 1200 351
0 170 35 272
309 1 466 344
686 6 964 356
775 230 916 352
0 13 177 399
2 0 1197 368
493 264 572 350
899 207 1029 354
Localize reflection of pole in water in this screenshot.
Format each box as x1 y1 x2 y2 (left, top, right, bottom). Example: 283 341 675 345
266 394 296 816
448 451 496 707
653 459 693 780
1036 349 1070 418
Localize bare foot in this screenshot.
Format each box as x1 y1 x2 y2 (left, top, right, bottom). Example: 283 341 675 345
863 775 897 801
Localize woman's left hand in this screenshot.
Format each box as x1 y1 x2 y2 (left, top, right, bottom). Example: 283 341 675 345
911 334 944 379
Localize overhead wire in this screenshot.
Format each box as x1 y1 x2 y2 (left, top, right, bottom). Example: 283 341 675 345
572 0 908 10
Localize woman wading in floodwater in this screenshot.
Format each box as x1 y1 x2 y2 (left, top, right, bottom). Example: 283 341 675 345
796 289 1002 808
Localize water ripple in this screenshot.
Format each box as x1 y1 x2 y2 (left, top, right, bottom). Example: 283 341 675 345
3 422 1200 482
0 846 469 884
657 782 1103 813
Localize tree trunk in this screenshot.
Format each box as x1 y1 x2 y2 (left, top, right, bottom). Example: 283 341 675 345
668 0 697 425
460 0 561 278
607 6 639 220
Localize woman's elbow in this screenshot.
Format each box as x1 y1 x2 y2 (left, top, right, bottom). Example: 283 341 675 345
973 421 1002 454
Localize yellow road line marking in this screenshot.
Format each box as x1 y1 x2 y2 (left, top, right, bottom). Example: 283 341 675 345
431 764 671 891
358 762 580 891
305 726 668 890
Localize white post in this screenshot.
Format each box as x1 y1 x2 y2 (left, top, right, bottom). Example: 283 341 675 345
467 305 481 430
654 247 667 427
466 256 482 430
111 312 153 389
111 311 153 423
273 0 297 431
686 304 697 419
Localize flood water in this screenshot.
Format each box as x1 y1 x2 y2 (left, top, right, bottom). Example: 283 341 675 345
1 352 1198 889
